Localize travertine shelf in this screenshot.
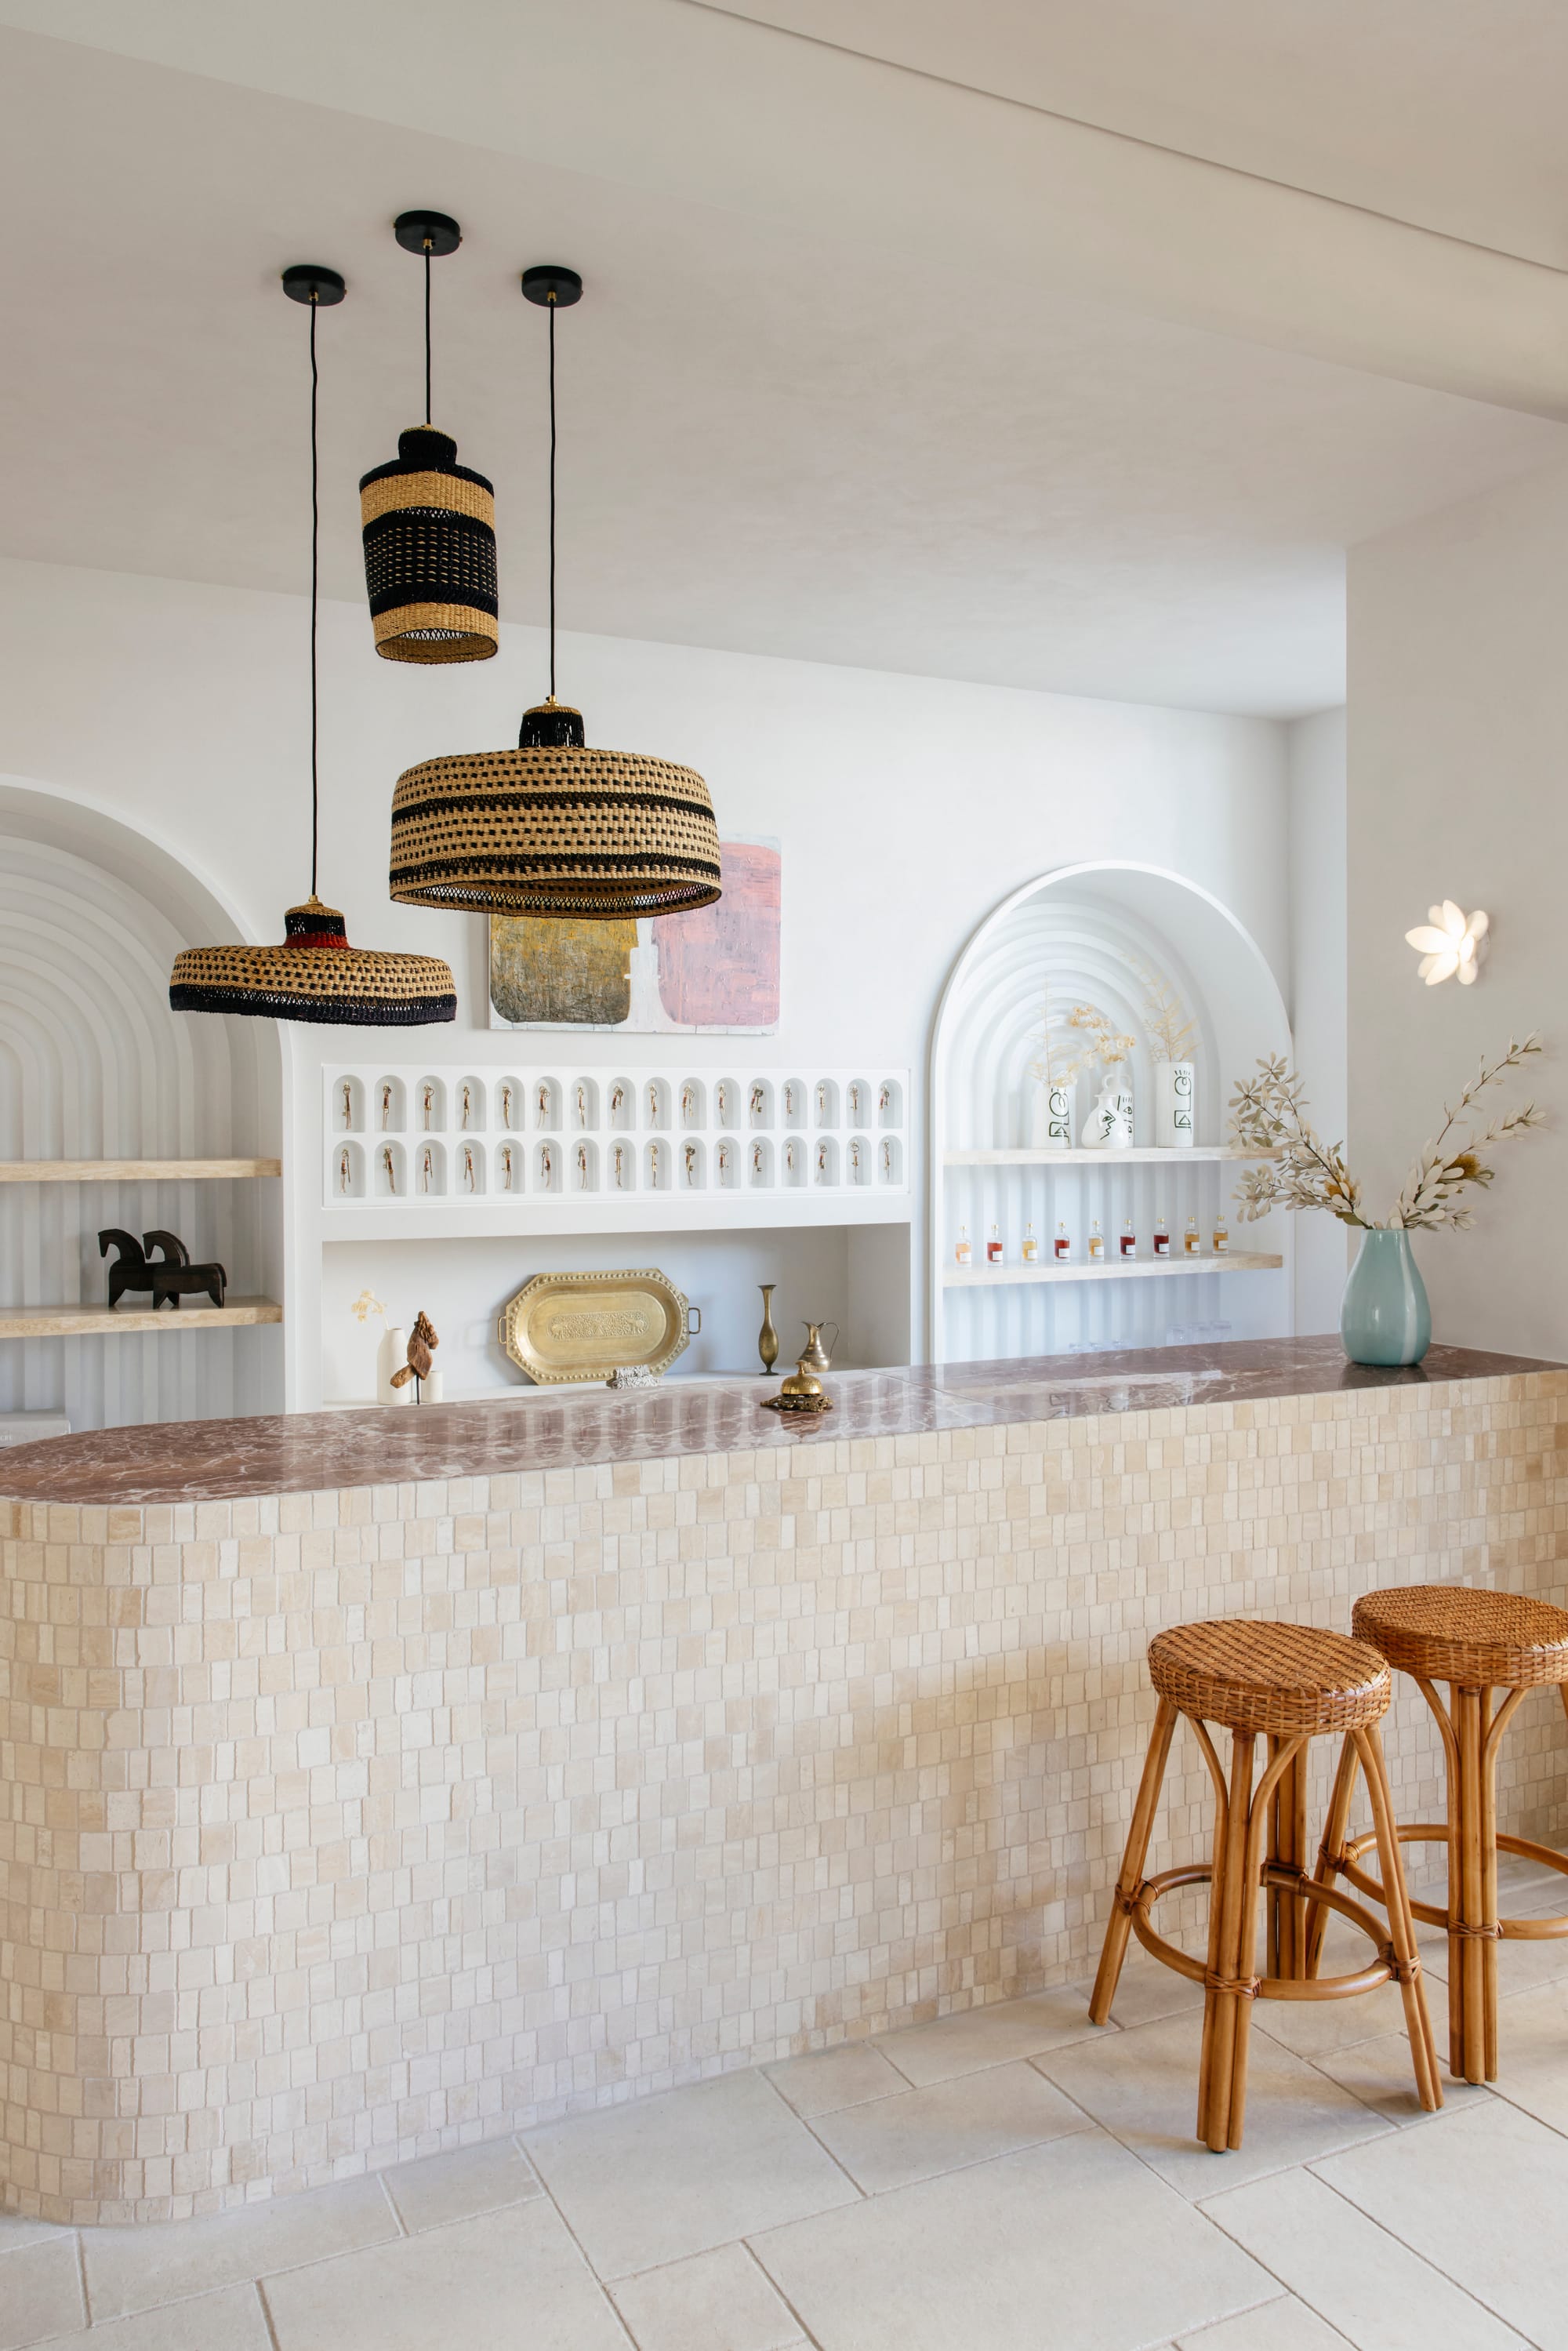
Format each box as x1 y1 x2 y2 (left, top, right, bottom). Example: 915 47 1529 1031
0 1297 282 1336
942 1146 1277 1166
2 1338 1563 2224
0 1158 281 1182
944 1252 1283 1286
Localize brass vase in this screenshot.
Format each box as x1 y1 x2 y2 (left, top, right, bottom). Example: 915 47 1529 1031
757 1283 779 1372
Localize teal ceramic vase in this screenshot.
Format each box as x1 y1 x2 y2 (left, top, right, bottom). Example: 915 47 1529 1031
1340 1228 1431 1367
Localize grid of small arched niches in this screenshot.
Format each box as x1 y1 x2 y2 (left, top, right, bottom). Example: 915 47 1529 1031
325 1068 909 1202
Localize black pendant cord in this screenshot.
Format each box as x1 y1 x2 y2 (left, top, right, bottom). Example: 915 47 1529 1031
423 240 433 425
548 295 557 700
309 292 321 901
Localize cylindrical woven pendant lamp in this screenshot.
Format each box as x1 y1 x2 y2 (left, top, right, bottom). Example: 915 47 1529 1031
171 265 456 1027
388 265 721 918
359 210 498 663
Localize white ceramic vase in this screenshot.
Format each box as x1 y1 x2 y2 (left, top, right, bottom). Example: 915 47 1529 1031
1080 1079 1134 1150
1031 1076 1074 1147
379 1326 409 1405
1154 1060 1196 1148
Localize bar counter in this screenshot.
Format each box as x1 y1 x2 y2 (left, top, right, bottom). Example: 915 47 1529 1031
2 1339 1565 2222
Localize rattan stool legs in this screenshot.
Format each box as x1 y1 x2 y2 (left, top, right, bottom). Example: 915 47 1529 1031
1091 1699 1441 2152
1308 1681 1568 2084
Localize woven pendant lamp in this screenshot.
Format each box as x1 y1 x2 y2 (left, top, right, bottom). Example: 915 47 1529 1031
387 265 722 918
359 210 498 663
170 266 456 1027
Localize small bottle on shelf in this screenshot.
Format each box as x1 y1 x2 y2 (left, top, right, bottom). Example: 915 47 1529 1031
987 1223 1004 1266
1213 1212 1229 1256
1022 1222 1039 1265
1152 1211 1171 1259
1054 1219 1071 1261
1087 1218 1105 1264
1183 1214 1202 1256
1119 1217 1137 1259
955 1225 971 1267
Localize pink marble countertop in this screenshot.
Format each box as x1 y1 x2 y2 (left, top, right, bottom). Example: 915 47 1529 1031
2 1339 1559 1508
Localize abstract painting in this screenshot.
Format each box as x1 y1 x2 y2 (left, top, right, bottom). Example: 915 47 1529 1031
489 837 781 1032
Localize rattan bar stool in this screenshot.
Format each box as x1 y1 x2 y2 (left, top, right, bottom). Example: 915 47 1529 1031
1091 1617 1441 2153
1308 1586 1568 2084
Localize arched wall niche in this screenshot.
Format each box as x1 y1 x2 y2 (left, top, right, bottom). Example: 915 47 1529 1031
0 779 285 1430
927 861 1293 1363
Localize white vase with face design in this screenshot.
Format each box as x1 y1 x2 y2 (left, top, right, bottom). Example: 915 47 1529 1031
1080 1078 1134 1150
1154 1060 1195 1148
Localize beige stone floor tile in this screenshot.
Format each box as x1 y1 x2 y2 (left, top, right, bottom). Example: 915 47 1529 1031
262 2198 626 2351
610 2241 803 2351
1076 1950 1207 2031
524 2069 858 2282
83 2175 399 2323
1489 1977 1568 2131
1309 2031 1494 2128
32 2284 274 2351
1312 2100 1568 2349
873 1986 1103 2088
0 2235 85 2351
807 2059 1089 2194
764 2042 906 2120
1253 1977 1419 2062
1202 2160 1528 2347
749 2130 1271 2351
1174 2297 1349 2349
381 2135 543 2233
0 2216 71 2255
1035 2009 1391 2197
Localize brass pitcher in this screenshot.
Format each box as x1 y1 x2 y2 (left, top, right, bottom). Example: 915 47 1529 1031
799 1320 838 1374
757 1284 779 1372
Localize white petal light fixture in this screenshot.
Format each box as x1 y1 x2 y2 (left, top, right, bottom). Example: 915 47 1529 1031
171 267 456 1027
387 264 722 919
1405 900 1489 987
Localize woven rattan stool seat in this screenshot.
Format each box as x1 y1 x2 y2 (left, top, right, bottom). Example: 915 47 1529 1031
1352 1586 1568 1691
1149 1619 1391 1737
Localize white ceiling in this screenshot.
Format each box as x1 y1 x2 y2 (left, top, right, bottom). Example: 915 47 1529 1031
0 4 1563 718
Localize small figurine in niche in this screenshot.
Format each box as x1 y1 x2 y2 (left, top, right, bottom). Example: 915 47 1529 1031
849 1139 862 1179
816 1139 829 1182
611 1082 626 1125
681 1082 695 1125
750 1082 765 1124
751 1141 764 1179
422 1082 434 1131
338 1146 352 1195
460 1084 473 1129
576 1082 588 1128
614 1142 628 1189
717 1140 731 1183
382 1146 397 1195
648 1080 660 1125
539 1141 554 1187
500 1083 515 1131
785 1139 798 1178
462 1144 476 1193
340 1081 353 1130
575 1143 590 1188
816 1080 828 1124
647 1142 662 1186
536 1080 550 1127
381 1082 394 1129
878 1081 891 1117
499 1142 514 1189
420 1146 434 1194
684 1141 698 1186
881 1139 893 1179
100 1229 227 1311
388 1310 438 1401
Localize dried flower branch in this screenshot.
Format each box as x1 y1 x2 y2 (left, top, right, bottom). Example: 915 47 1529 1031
1229 1034 1544 1231
1044 1002 1138 1087
1132 961 1196 1064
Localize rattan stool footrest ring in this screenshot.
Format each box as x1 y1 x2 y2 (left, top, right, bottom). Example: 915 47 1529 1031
1127 1862 1404 2004
1336 1822 1568 1942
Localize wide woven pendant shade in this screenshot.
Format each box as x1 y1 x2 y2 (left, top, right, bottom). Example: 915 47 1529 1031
171 898 456 1026
360 424 498 663
389 700 722 917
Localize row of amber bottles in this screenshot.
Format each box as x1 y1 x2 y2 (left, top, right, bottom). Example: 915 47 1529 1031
956 1214 1229 1266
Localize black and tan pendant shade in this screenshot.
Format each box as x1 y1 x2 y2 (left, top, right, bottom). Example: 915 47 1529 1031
387 263 722 921
390 699 722 917
171 264 456 1027
171 899 457 1025
360 210 497 663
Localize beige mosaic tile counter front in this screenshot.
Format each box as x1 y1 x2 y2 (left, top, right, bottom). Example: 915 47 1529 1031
2 1344 1566 2223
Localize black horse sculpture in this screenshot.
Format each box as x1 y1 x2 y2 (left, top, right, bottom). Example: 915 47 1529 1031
100 1229 228 1310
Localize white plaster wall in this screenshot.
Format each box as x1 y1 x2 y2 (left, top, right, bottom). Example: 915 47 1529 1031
0 554 1293 1393
1287 707 1349 1332
1348 459 1568 1359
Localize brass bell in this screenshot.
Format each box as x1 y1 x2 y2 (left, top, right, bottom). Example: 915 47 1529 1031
779 1358 824 1399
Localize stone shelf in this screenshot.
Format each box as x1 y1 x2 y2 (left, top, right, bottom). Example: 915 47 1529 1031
943 1252 1283 1287
942 1146 1276 1165
0 1158 281 1182
0 1298 283 1336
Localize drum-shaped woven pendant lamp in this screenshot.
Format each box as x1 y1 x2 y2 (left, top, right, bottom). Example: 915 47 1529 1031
170 266 456 1027
387 265 721 918
359 210 498 663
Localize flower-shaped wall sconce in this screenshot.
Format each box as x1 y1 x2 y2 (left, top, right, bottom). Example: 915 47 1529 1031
1405 901 1488 987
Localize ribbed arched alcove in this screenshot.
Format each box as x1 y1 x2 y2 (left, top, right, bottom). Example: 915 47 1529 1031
928 862 1293 1362
0 782 283 1430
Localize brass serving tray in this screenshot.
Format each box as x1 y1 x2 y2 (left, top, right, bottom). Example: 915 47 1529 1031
497 1267 691 1385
